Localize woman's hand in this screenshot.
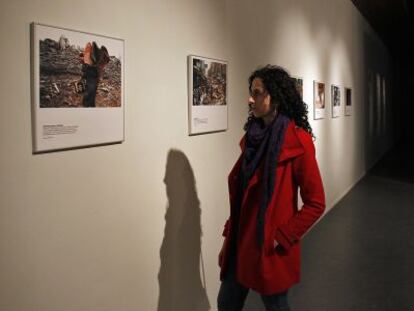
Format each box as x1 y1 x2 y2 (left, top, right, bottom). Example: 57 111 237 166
274 239 279 248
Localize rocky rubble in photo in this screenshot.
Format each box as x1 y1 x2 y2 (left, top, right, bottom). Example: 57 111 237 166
39 37 122 108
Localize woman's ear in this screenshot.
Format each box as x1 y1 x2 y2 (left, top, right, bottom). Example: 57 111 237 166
270 99 279 112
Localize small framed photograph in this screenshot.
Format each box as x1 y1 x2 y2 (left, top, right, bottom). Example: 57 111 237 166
331 84 341 118
31 22 125 153
345 87 352 116
292 76 303 100
188 55 228 135
313 80 325 120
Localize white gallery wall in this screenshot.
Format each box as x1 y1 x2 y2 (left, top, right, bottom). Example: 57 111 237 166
0 0 392 310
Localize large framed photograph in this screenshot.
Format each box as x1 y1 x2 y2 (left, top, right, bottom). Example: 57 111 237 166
188 55 228 135
313 80 325 120
345 87 352 116
331 84 341 118
31 23 125 153
292 76 303 100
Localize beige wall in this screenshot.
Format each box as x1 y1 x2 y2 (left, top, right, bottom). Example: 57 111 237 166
0 0 392 310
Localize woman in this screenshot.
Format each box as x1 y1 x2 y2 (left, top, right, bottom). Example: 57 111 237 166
217 65 325 310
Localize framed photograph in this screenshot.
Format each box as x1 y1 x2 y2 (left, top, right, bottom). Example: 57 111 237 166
188 55 228 135
31 22 125 153
345 87 352 116
313 80 325 120
331 84 341 118
292 76 303 100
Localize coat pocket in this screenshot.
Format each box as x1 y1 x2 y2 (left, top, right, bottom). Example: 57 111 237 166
266 227 289 257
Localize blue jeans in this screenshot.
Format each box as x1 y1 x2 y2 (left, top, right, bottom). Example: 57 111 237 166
217 254 291 311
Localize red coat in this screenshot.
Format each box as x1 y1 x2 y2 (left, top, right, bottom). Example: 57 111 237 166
219 120 326 294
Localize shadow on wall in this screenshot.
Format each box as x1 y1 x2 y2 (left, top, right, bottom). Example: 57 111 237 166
157 149 210 311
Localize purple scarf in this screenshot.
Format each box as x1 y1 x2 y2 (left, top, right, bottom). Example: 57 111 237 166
237 113 290 247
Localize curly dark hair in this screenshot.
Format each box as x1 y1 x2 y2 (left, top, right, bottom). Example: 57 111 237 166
245 65 314 139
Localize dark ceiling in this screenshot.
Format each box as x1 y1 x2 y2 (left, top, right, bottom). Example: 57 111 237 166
350 0 414 59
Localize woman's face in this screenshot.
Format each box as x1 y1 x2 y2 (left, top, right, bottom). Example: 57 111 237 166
248 78 272 118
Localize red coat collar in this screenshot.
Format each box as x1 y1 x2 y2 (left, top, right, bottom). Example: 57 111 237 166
229 120 305 191
239 120 305 163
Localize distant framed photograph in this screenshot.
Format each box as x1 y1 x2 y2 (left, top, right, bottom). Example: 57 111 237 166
345 87 352 116
292 76 303 100
188 55 228 135
31 22 124 153
313 80 325 120
331 84 341 118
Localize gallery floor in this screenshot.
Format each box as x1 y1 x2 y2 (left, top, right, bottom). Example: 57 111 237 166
242 143 414 310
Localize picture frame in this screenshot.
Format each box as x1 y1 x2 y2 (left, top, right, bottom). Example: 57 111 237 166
188 55 228 135
345 87 352 116
313 80 325 120
331 84 341 118
292 76 304 100
31 22 125 153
